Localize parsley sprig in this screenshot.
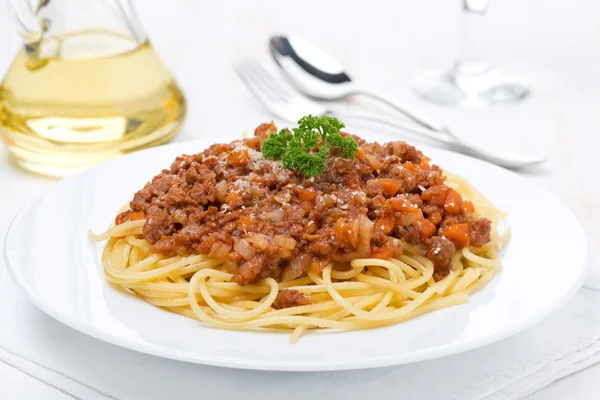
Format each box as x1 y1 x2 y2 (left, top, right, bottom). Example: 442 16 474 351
260 115 358 177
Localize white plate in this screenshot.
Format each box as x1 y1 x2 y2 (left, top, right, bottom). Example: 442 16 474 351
4 132 590 371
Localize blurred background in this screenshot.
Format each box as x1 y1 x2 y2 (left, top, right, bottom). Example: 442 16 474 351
2 0 597 144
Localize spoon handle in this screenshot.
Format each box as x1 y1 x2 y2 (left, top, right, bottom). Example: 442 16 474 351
352 87 453 136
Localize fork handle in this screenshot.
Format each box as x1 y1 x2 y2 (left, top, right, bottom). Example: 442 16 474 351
332 111 454 144
330 111 543 169
352 87 456 139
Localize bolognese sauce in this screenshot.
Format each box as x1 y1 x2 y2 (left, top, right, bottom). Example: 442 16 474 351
116 121 491 291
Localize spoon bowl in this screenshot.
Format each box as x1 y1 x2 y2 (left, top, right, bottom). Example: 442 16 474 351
270 36 356 100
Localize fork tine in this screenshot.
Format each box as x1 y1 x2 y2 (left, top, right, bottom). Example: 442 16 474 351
234 59 326 122
235 60 287 102
244 60 292 100
233 62 279 107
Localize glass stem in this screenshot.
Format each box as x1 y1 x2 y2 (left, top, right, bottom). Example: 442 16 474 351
453 0 491 76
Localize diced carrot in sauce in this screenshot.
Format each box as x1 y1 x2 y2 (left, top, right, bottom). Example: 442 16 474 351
245 136 261 150
417 219 436 238
214 144 229 153
129 211 145 221
238 215 252 232
334 218 359 246
444 189 463 215
441 223 470 248
226 191 241 206
298 187 316 201
421 185 449 206
334 218 348 241
374 178 401 196
464 200 475 213
390 196 419 213
375 215 395 234
300 200 315 213
403 162 419 173
355 148 366 161
250 186 264 198
228 148 250 167
115 210 131 225
370 246 394 259
427 208 444 225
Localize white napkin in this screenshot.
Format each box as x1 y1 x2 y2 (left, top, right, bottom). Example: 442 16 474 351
1 249 600 400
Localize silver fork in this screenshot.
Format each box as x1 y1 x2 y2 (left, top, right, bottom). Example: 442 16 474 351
233 59 546 169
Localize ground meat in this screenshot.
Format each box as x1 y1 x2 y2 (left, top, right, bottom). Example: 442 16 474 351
130 186 152 211
405 194 423 208
439 215 466 230
470 218 492 247
426 236 456 274
398 224 421 245
273 289 311 309
415 164 445 188
232 256 265 284
143 212 176 243
385 141 422 163
116 122 495 286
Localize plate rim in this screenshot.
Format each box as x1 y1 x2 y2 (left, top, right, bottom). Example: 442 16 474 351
4 138 592 371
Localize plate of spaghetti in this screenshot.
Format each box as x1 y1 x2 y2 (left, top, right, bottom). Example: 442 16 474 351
5 116 589 371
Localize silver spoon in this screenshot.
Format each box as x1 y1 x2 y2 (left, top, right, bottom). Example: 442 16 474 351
269 35 546 169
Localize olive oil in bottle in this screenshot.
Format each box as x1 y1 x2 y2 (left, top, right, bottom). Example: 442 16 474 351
0 30 186 177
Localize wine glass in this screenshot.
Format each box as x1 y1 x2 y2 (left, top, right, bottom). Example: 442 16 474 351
413 0 530 106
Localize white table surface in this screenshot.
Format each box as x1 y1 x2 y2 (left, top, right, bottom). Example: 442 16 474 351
1 0 600 398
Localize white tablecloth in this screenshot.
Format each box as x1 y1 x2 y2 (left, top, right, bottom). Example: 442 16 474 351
1 0 600 398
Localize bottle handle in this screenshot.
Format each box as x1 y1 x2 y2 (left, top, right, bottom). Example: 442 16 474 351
9 0 50 53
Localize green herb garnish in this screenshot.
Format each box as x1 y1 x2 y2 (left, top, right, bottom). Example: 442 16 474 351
260 115 358 177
